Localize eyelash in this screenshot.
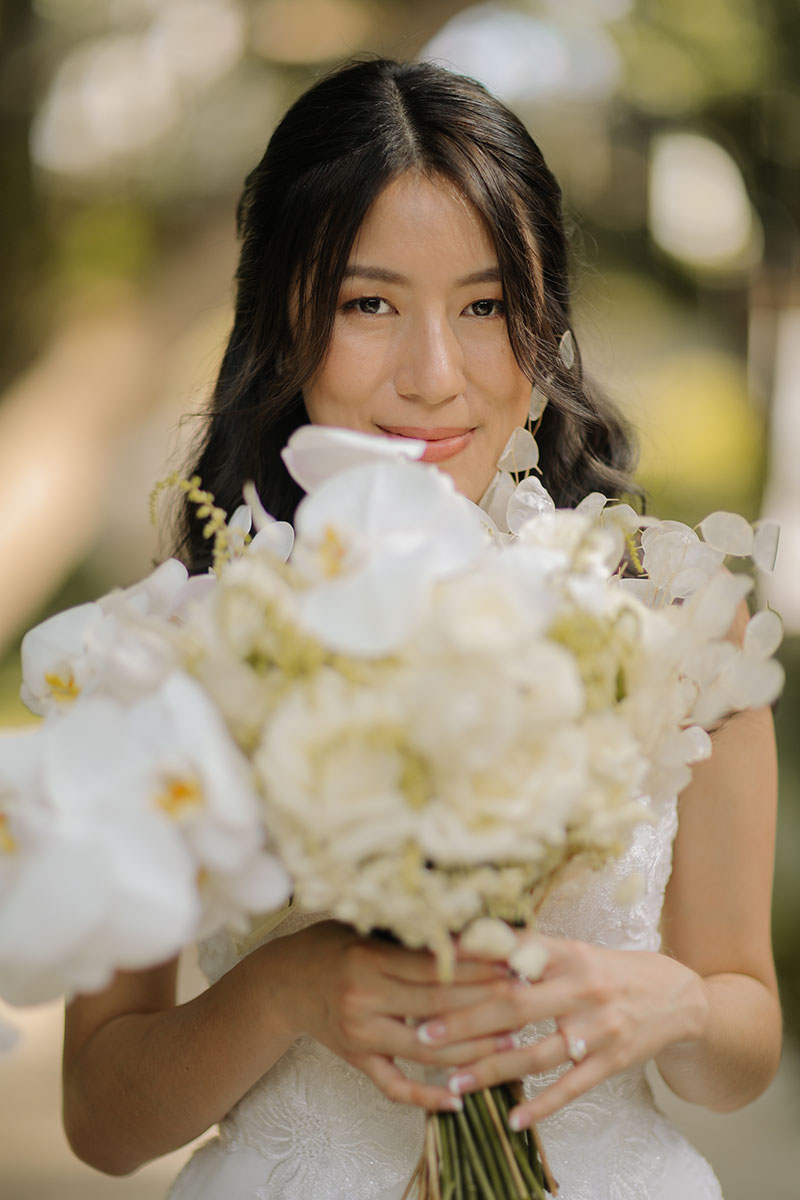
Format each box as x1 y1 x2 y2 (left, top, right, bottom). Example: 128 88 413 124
341 297 506 317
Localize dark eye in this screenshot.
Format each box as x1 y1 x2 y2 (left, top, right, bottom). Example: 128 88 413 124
466 298 505 317
344 296 391 315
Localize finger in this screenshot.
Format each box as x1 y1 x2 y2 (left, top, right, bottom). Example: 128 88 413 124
444 1029 592 1095
507 1055 612 1128
412 977 575 1045
377 945 509 986
376 978 510 1021
364 1015 518 1068
364 1053 464 1113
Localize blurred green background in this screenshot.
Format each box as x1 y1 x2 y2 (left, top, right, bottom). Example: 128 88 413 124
0 1 798 1197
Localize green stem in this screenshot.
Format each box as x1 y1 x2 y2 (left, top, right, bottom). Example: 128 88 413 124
492 1087 545 1199
474 1090 520 1198
463 1150 479 1199
445 1111 464 1200
463 1094 508 1198
433 1114 448 1200
456 1106 500 1199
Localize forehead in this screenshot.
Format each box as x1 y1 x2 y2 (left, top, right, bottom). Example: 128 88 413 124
348 171 497 271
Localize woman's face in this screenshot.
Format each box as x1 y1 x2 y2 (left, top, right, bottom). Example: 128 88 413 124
302 172 532 503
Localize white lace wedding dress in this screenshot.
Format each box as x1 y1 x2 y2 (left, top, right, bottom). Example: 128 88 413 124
167 790 724 1199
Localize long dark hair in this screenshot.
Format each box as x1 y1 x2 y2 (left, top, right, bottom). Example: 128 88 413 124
177 57 639 571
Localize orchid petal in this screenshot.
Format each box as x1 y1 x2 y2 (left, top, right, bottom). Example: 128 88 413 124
242 480 275 531
281 425 425 493
229 505 252 534
250 522 294 562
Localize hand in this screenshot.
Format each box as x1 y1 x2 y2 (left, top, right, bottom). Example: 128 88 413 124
410 933 709 1128
278 920 518 1112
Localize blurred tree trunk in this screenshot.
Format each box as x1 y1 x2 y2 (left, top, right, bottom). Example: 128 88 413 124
0 0 40 395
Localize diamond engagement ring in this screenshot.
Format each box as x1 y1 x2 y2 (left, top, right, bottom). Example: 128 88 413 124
564 1032 588 1065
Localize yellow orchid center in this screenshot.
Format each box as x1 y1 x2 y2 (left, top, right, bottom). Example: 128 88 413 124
44 671 80 702
155 776 204 819
0 814 16 854
318 525 348 577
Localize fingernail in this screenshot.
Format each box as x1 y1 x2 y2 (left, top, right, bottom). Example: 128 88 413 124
496 1034 517 1052
448 1072 477 1095
509 1109 529 1132
444 1095 463 1112
417 1020 447 1045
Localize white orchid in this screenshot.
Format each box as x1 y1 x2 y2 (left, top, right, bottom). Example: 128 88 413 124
230 493 294 562
281 423 426 493
20 559 192 715
0 673 291 1006
0 721 198 1004
289 460 488 654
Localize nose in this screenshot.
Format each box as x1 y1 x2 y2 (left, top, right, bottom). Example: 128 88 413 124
395 314 467 406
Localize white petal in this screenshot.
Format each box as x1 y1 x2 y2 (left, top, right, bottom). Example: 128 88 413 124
506 477 556 533
281 425 425 492
20 602 102 712
727 656 785 710
575 492 608 520
497 426 539 473
295 550 429 655
296 461 485 573
479 470 516 532
601 503 643 536
752 521 780 572
242 480 275 531
460 918 518 960
229 505 252 534
698 511 754 556
743 609 783 660
249 522 294 562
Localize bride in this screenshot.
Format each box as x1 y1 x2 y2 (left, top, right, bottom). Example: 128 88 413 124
61 59 780 1199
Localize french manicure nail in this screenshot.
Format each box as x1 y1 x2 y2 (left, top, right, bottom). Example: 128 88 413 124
445 1095 463 1112
448 1072 477 1095
496 1034 517 1052
509 1109 529 1132
417 1020 447 1045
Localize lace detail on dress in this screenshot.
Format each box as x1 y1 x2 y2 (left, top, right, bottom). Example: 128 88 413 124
170 793 723 1199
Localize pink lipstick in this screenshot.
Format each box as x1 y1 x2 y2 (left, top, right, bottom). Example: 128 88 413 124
378 425 475 463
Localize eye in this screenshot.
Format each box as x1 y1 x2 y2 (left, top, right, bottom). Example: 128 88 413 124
342 296 393 315
465 298 506 318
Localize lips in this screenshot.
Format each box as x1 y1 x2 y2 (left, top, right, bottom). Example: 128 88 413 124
377 425 475 463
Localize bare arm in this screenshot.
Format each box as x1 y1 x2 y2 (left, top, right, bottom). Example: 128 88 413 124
63 919 510 1175
654 701 781 1109
408 697 781 1125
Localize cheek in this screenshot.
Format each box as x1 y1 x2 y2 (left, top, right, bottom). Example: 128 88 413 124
304 331 387 422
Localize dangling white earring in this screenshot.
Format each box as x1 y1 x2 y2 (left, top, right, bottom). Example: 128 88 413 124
528 383 548 424
478 380 553 535
558 328 576 371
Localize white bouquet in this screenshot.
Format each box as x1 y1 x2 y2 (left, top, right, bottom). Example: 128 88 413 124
0 425 783 1197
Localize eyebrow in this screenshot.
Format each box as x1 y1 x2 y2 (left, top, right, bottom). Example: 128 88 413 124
342 265 502 287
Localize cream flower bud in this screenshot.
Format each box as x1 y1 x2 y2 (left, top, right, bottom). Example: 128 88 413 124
508 938 549 981
460 918 518 960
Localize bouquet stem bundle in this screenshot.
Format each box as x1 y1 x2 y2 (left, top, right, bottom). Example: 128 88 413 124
406 1085 557 1200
